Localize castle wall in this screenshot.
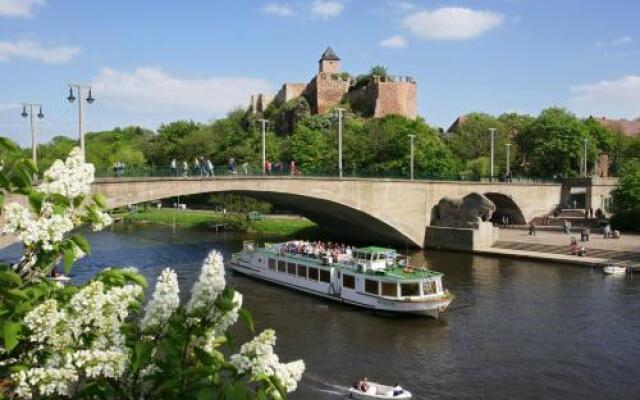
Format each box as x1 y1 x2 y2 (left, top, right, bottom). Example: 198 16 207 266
314 73 350 114
272 83 308 107
373 80 417 119
320 60 340 74
343 84 377 116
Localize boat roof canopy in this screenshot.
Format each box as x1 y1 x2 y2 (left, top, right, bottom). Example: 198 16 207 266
354 246 395 254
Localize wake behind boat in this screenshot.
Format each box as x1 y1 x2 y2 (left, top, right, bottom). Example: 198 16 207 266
229 240 453 318
348 380 412 399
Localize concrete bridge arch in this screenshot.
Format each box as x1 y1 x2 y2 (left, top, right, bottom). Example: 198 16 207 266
92 177 568 247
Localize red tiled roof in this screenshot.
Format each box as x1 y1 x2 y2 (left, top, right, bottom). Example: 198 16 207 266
594 116 640 136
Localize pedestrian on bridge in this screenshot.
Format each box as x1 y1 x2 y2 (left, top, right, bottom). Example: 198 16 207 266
182 160 188 177
528 222 536 236
228 157 237 174
265 159 271 175
207 159 214 177
170 158 177 176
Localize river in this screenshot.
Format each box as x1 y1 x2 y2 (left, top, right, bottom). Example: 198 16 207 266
1 224 639 399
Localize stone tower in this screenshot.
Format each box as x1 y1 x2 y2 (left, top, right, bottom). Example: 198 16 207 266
319 47 340 74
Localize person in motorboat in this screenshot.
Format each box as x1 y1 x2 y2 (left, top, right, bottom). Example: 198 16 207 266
393 383 404 397
358 377 370 392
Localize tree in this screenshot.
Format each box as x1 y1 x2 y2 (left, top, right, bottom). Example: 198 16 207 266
610 161 640 231
517 108 593 177
285 125 330 173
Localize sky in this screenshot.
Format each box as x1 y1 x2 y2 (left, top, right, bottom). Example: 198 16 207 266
0 0 639 146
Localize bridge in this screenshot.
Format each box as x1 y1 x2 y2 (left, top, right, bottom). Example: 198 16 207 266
90 176 618 248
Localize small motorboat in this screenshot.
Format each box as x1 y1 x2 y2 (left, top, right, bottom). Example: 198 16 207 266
348 382 412 399
49 275 71 283
603 262 627 275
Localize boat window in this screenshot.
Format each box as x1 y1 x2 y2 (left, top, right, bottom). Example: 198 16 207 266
423 280 438 295
401 282 420 297
297 265 307 278
268 259 276 270
364 279 379 295
278 260 286 271
381 282 398 297
343 274 355 289
319 269 331 283
308 267 319 281
287 263 296 275
277 261 286 273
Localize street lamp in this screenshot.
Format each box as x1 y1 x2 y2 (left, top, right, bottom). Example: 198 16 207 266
335 108 346 178
505 143 511 179
21 103 44 164
583 138 588 178
258 119 269 175
408 134 416 180
67 83 95 159
488 128 496 181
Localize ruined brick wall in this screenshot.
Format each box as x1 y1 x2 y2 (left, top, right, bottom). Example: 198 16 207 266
314 73 350 114
373 81 417 119
343 84 377 117
283 83 307 102
319 60 340 74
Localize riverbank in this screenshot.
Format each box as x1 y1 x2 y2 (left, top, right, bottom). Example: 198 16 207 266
122 208 318 236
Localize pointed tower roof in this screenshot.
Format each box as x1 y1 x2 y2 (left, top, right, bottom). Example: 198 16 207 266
319 47 340 61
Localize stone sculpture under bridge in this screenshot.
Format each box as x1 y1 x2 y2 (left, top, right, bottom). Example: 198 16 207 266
431 193 496 229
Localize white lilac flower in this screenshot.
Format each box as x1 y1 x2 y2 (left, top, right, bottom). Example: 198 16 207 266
72 348 129 379
92 211 113 232
38 147 95 199
213 291 243 335
141 268 180 332
12 366 78 399
3 202 74 250
186 250 226 315
23 299 71 350
229 329 305 393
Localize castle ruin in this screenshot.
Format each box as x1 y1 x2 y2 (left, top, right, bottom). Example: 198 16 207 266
250 47 417 119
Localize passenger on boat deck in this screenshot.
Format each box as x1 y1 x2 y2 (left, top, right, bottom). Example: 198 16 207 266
278 240 352 261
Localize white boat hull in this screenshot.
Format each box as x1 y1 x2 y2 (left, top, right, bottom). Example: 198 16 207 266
347 384 412 399
229 259 451 318
603 266 627 275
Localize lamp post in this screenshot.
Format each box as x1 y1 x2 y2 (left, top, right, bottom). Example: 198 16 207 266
583 138 588 178
67 83 95 159
20 103 44 164
335 108 346 178
489 128 496 181
408 134 416 180
258 119 269 175
505 143 511 177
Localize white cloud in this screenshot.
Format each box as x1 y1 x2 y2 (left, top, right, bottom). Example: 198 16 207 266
0 0 46 18
311 0 343 19
568 75 640 119
403 7 504 40
0 40 80 64
380 35 407 48
595 36 632 48
260 3 296 17
91 67 272 116
0 103 19 112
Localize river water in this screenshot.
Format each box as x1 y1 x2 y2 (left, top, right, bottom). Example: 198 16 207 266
1 224 639 399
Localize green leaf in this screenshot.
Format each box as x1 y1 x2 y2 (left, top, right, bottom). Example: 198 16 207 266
0 269 22 287
193 347 215 366
238 308 254 333
197 387 215 400
63 247 75 274
93 192 108 209
131 341 154 373
3 321 22 351
6 289 29 301
121 270 148 288
27 191 44 213
70 234 91 255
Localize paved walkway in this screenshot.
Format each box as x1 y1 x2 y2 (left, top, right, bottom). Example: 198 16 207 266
492 228 640 263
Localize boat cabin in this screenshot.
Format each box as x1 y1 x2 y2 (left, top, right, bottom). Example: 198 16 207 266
352 246 397 272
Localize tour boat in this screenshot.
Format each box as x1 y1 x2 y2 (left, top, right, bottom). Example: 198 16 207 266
229 241 453 318
603 262 628 275
347 382 412 399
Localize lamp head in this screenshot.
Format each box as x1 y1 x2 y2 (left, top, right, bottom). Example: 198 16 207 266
37 106 44 119
67 87 76 103
21 105 28 118
86 89 95 104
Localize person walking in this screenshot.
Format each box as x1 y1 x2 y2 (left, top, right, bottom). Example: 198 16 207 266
182 160 189 177
265 159 271 175
207 159 214 177
290 160 297 176
170 158 177 176
603 223 611 239
193 157 200 176
228 157 236 174
529 222 536 236
241 161 249 175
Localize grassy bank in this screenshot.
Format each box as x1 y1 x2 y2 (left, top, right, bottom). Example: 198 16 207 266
122 208 317 236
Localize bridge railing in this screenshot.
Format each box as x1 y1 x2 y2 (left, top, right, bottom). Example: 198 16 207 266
95 165 561 184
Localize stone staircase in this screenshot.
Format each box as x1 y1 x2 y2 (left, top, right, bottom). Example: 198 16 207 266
492 241 640 263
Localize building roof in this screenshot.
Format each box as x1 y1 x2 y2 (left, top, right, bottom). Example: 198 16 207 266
446 115 466 133
593 116 640 137
319 46 340 61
